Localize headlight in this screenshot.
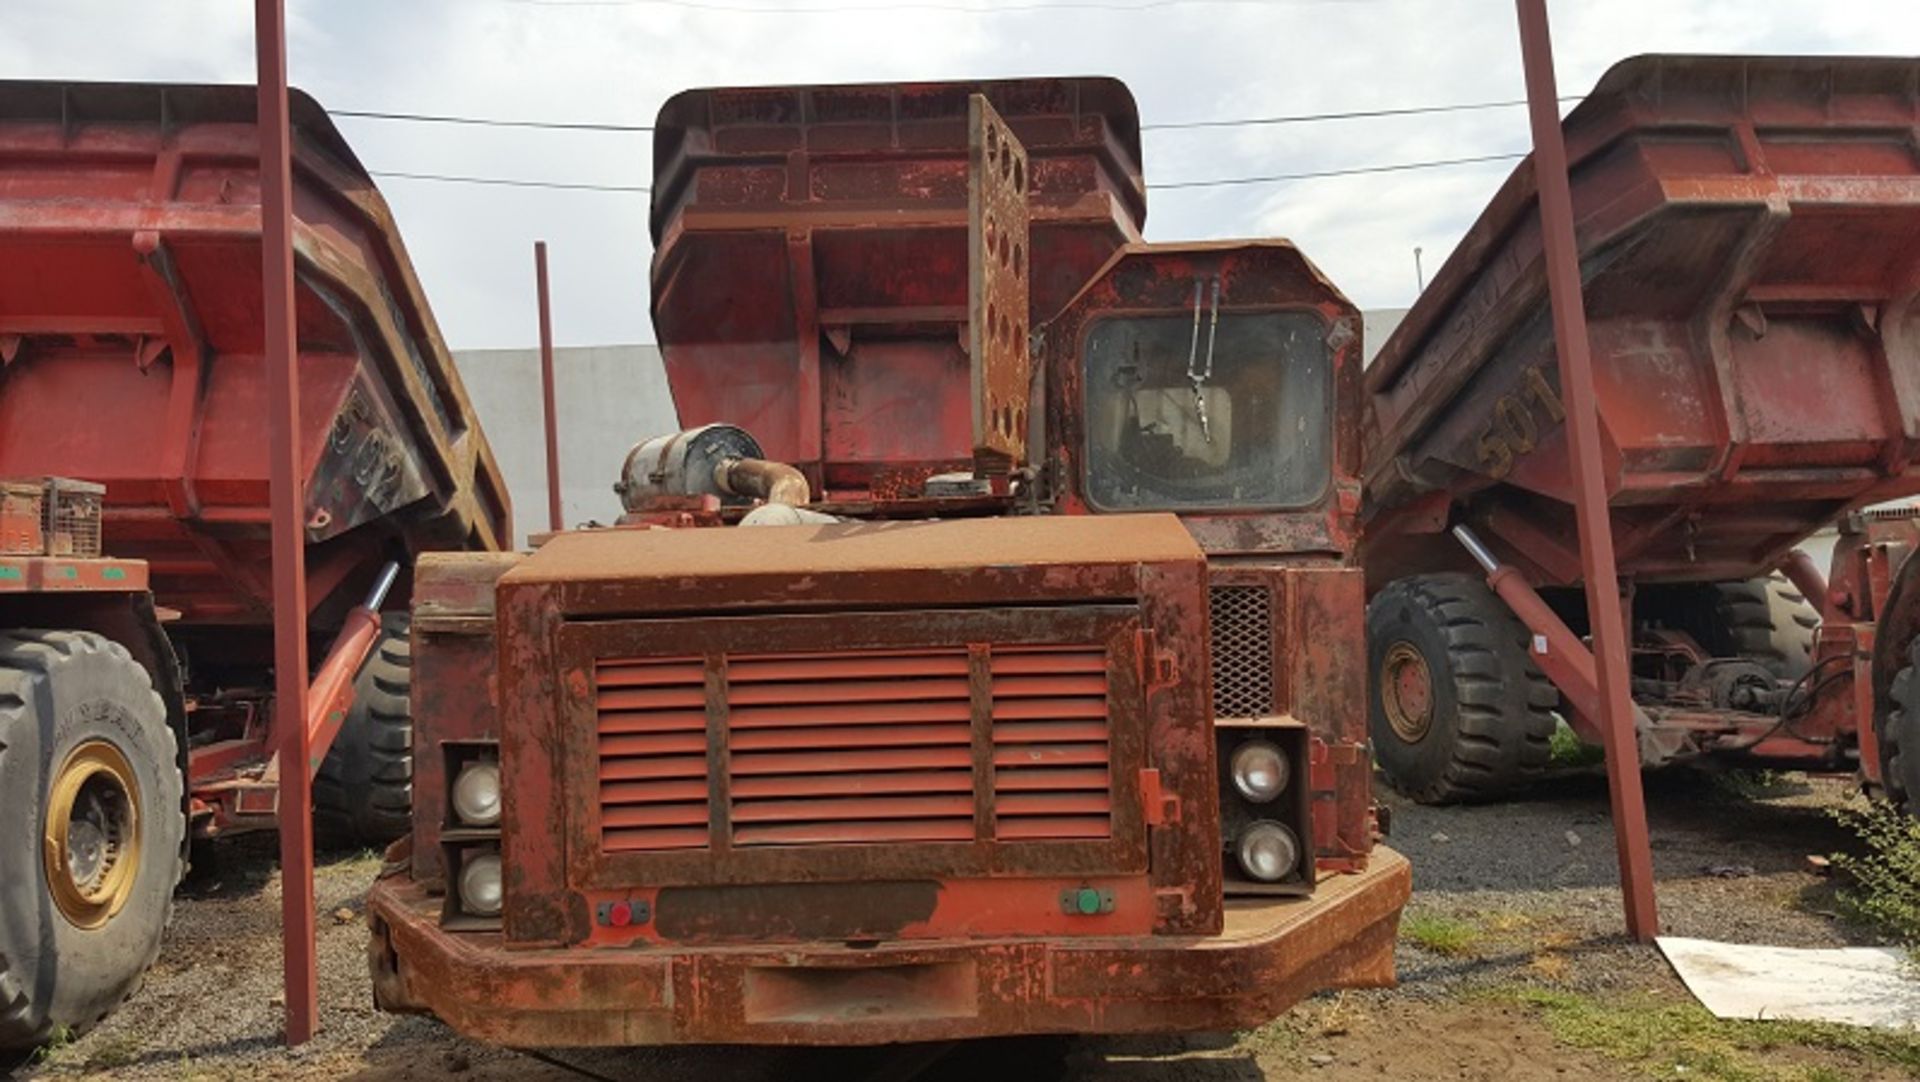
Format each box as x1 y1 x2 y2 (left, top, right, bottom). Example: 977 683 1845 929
1230 739 1289 803
1235 821 1301 883
459 852 504 917
451 760 502 826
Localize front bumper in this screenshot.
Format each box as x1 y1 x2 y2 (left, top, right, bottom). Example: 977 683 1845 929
367 847 1409 1047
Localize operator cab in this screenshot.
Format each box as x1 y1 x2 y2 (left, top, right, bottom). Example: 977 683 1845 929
1043 242 1360 558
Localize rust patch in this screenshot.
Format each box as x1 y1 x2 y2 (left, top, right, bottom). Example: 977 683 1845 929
968 94 1031 477
655 880 941 942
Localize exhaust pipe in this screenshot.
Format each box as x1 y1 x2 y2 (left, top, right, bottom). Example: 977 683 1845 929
713 456 810 507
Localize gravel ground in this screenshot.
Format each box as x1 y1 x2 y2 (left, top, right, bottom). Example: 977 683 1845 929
11 766 1896 1081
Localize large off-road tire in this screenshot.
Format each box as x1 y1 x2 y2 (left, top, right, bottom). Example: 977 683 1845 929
1367 574 1559 804
1656 573 1819 680
0 630 185 1052
315 613 414 848
1882 634 1920 812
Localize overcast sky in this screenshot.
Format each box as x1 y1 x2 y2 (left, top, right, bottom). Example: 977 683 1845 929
6 0 1916 350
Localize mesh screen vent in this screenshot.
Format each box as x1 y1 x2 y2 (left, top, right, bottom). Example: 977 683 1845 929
1210 585 1274 719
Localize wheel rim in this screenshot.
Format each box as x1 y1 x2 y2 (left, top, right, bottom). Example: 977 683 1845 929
43 739 142 930
1380 641 1435 743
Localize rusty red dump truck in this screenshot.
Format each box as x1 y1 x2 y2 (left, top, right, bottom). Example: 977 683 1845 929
0 82 509 1048
368 79 1409 1044
1362 55 1920 806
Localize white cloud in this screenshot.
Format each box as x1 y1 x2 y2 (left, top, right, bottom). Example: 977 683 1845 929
6 0 1917 346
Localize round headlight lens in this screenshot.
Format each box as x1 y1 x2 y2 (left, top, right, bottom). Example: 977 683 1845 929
451 760 502 826
1235 821 1301 884
1230 739 1289 803
459 852 504 917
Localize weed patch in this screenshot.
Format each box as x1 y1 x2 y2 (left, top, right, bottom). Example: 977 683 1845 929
1830 800 1920 948
1496 986 1920 1082
1402 913 1481 957
1549 721 1604 768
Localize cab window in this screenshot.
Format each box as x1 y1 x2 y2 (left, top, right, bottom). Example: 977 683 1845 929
1083 311 1330 510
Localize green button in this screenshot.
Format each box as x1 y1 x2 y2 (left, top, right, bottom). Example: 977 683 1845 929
0 566 19 581
1076 888 1102 916
102 567 127 581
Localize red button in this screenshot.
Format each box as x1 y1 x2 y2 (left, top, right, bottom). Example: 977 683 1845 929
610 902 632 927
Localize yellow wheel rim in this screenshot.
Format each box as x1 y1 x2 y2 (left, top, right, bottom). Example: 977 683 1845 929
43 739 142 930
1380 641 1436 744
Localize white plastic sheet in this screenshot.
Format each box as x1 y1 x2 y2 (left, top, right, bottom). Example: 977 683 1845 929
1657 936 1920 1029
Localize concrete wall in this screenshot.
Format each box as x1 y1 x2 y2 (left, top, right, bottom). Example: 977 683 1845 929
454 345 677 545
454 306 1409 545
1361 307 1408 365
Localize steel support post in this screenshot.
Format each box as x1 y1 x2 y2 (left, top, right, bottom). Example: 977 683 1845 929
1514 0 1658 941
536 241 563 533
255 0 318 1042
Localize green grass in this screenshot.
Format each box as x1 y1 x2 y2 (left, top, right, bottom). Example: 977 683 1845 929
1831 799 1920 949
1709 769 1797 802
80 1030 143 1071
27 1024 75 1067
1548 721 1604 768
1401 913 1482 957
1498 986 1920 1082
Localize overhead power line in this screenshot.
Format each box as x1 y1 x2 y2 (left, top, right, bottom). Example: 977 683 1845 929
506 0 1375 13
369 170 651 192
336 108 650 132
1141 95 1579 131
333 94 1578 136
367 147 1524 197
1150 151 1524 190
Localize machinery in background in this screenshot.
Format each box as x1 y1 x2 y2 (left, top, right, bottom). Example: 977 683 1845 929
1360 55 1920 807
0 82 511 1050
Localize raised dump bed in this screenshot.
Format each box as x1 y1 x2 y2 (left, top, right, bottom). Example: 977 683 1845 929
650 77 1145 499
1365 54 1920 588
0 81 511 625
1358 55 1920 804
0 80 510 1051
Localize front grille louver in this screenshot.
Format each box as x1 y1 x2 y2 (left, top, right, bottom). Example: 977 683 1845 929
729 650 976 846
991 646 1112 839
596 658 711 852
594 644 1113 851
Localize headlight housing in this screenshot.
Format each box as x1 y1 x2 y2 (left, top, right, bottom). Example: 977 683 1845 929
1229 739 1288 803
1235 821 1301 883
458 852 504 917
451 760 502 827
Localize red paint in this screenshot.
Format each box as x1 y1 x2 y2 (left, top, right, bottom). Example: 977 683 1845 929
1517 0 1652 941
383 82 1395 1047
255 0 319 1041
1365 52 1920 939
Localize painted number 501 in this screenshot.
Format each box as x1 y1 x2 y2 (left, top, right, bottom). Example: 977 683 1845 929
1477 365 1567 479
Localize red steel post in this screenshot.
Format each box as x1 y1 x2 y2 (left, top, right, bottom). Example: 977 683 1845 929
1514 0 1658 941
256 0 319 1042
536 241 563 533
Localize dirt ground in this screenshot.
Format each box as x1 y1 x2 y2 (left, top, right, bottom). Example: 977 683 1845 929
13 768 1915 1081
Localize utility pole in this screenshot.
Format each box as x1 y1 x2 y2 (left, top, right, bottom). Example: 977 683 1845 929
536 241 563 533
1513 0 1658 942
255 0 319 1042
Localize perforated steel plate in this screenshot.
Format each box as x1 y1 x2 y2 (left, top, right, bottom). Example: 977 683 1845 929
968 94 1032 477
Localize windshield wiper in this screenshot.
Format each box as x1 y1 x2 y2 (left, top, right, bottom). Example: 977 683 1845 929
1185 276 1221 443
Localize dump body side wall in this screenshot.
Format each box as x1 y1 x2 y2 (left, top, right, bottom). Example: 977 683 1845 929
0 81 512 627
1362 55 1920 588
650 79 1145 497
